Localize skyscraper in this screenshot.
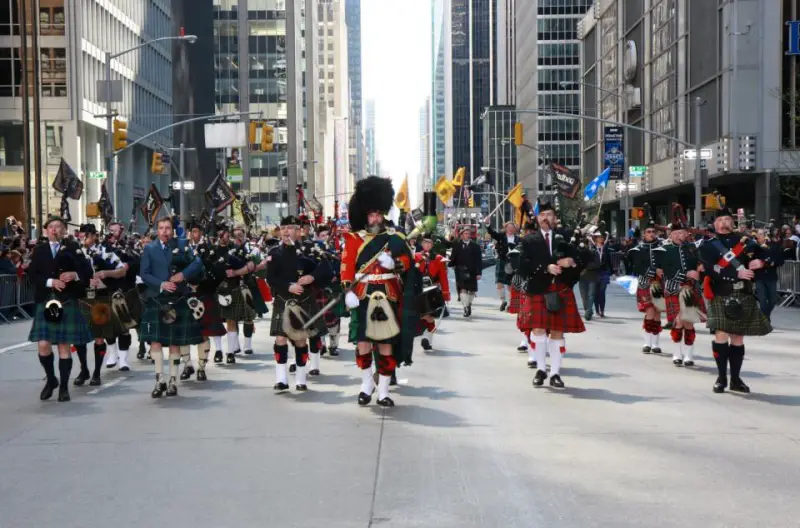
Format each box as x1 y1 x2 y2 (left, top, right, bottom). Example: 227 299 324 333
365 99 377 175
431 0 449 186
345 0 365 181
419 98 431 196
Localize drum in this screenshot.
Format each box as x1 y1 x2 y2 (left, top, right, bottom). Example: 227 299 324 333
506 247 521 275
415 285 445 317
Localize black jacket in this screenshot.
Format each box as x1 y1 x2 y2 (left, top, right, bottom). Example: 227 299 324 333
519 229 587 294
266 242 332 298
28 239 92 303
448 240 482 277
755 241 785 282
487 226 520 261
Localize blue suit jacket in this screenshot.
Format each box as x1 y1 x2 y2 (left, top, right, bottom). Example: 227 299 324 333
140 238 204 298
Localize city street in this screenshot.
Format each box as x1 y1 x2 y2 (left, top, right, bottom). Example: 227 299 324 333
1 274 800 527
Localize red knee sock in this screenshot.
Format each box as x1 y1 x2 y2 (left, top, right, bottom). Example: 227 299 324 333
684 328 696 345
670 327 684 343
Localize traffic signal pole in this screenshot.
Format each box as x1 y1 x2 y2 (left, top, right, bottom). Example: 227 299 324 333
105 52 115 216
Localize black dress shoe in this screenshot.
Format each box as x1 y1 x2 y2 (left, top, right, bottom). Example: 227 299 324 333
390 372 397 386
549 375 565 388
651 347 662 354
713 376 728 394
308 369 320 376
196 369 207 382
226 353 236 365
58 387 71 402
232 349 241 356
73 370 91 387
421 338 432 351
358 392 371 406
499 301 507 312
244 349 253 355
296 384 308 391
328 347 339 357
532 369 547 387
527 360 537 369
166 377 178 397
377 397 395 407
105 361 117 369
673 359 683 366
289 364 296 373
683 360 694 367
136 348 145 360
320 345 328 356
119 365 130 372
642 346 652 354
152 377 166 398
517 345 528 352
729 378 750 393
180 364 195 381
213 350 223 363
274 382 290 392
40 378 59 401
89 373 101 386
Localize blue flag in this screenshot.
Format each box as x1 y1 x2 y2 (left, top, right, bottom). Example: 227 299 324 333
533 201 540 217
584 167 610 201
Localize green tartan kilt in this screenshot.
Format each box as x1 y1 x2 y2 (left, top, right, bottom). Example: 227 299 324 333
707 293 772 336
28 299 93 346
270 294 326 338
139 297 203 346
78 294 128 341
219 287 257 322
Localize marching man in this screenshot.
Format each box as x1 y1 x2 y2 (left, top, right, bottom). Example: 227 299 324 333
415 235 451 351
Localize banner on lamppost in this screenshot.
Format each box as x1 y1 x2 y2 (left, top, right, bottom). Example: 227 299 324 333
603 126 625 181
550 162 580 199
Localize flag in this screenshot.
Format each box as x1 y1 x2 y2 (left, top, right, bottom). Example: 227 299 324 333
232 198 245 225
205 174 236 213
506 182 524 209
98 182 114 224
452 167 466 187
141 184 164 224
533 200 540 217
434 175 456 205
468 194 475 208
395 175 410 212
52 158 83 200
584 167 610 202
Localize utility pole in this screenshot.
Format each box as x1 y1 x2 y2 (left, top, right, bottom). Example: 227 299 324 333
19 1 31 235
168 143 196 222
104 51 115 215
694 97 706 227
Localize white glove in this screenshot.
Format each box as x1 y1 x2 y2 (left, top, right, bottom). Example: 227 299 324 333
345 291 360 309
377 252 394 269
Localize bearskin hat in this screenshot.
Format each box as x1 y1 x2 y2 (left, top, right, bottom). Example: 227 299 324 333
281 215 300 227
348 176 395 231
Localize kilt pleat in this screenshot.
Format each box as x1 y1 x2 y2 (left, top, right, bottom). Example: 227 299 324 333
219 287 258 322
139 297 203 346
508 288 522 314
200 294 226 337
28 299 93 345
517 286 585 334
495 260 512 285
270 293 326 338
707 293 772 336
636 286 654 312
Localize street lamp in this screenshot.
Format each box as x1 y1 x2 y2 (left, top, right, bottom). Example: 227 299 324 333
104 35 198 217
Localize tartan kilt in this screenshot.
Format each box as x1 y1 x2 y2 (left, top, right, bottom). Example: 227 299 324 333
636 286 654 312
707 293 772 336
508 288 522 314
28 299 93 346
665 286 706 323
219 286 258 322
495 260 512 285
316 284 345 328
140 297 203 346
270 293 326 338
78 294 127 341
517 286 586 334
200 294 226 337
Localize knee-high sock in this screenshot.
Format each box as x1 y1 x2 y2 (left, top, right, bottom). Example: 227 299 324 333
105 343 118 366
93 343 107 377
643 319 653 347
683 328 696 361
328 321 340 348
712 341 729 380
548 338 565 376
168 349 180 378
531 334 548 372
729 344 745 380
464 292 475 308
274 344 289 385
75 344 89 372
117 334 131 369
294 345 309 385
651 322 661 348
377 355 396 400
153 348 163 376
524 333 536 362
180 345 192 368
227 331 239 353
377 374 391 400
213 335 223 352
309 348 320 371
243 322 254 350
356 353 374 394
671 327 684 360
39 352 56 382
58 357 73 389
498 286 506 301
198 340 210 369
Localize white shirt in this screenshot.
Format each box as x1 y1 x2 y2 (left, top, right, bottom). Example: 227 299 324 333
540 229 553 254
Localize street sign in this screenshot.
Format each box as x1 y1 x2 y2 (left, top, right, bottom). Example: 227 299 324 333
603 126 625 180
161 153 171 164
615 182 637 191
88 171 106 179
628 165 647 177
172 181 195 190
133 186 145 199
700 159 707 169
226 174 243 183
683 148 712 160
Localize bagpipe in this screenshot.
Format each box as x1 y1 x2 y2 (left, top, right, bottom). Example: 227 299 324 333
43 239 88 322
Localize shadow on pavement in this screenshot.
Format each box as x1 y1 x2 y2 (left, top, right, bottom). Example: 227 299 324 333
727 392 800 406
287 388 353 405
559 367 629 379
423 348 477 358
393 385 464 400
311 373 360 387
374 404 469 428
560 387 669 405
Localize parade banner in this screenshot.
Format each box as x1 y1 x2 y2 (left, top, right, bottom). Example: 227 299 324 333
98 181 114 224
205 174 236 214
551 162 581 199
603 126 625 181
52 158 84 200
141 184 164 224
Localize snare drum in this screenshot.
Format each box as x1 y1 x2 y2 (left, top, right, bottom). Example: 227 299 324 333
415 285 445 316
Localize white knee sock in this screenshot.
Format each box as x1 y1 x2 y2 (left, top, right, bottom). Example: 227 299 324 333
310 351 320 371
548 338 565 376
244 336 252 350
498 288 506 301
519 335 528 349
360 366 375 395
683 343 694 362
295 364 307 386
105 343 118 366
213 336 223 352
377 374 391 400
643 330 653 348
227 331 239 353
181 345 192 368
153 348 163 376
169 351 180 378
117 348 129 369
275 363 288 385
532 334 548 372
652 331 661 348
328 324 340 348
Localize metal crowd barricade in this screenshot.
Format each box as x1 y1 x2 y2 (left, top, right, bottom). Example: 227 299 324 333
777 261 800 307
0 274 33 323
610 252 624 275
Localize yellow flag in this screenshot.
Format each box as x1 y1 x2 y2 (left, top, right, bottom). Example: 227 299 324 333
395 175 410 212
507 182 524 209
452 167 465 187
434 175 456 205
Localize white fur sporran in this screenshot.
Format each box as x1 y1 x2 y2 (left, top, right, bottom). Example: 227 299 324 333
650 282 667 312
282 299 310 342
365 291 400 341
678 286 701 323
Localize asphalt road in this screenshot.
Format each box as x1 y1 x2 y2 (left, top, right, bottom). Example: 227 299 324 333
1 274 799 527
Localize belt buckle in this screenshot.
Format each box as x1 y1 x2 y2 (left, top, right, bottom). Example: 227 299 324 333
733 281 744 291
87 289 96 300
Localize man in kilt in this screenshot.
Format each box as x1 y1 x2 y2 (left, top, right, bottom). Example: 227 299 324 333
266 216 332 392
74 223 131 387
415 236 450 352
699 208 772 394
486 220 519 311
215 223 256 365
139 217 205 398
309 225 344 374
508 221 536 359
232 224 268 356
27 216 94 402
448 226 482 317
627 214 665 354
517 202 587 389
179 220 227 382
656 216 706 367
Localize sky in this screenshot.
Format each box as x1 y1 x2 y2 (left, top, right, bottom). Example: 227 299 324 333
361 0 432 205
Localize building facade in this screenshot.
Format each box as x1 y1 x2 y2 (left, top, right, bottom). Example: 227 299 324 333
0 0 174 230
431 0 448 186
419 97 431 198
364 98 376 175
483 105 516 228
580 0 795 233
345 0 364 182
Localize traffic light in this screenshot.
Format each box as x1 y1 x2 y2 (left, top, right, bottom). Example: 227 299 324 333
151 152 163 174
249 121 258 145
468 195 475 208
631 207 645 220
703 191 726 211
113 119 128 151
261 124 274 152
514 122 523 146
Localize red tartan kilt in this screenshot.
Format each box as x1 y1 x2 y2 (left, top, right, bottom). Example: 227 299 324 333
665 293 681 323
200 295 227 337
636 287 654 312
508 288 522 314
257 278 273 302
517 286 585 334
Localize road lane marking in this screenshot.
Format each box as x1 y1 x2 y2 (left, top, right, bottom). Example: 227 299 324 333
87 376 128 395
0 342 33 355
